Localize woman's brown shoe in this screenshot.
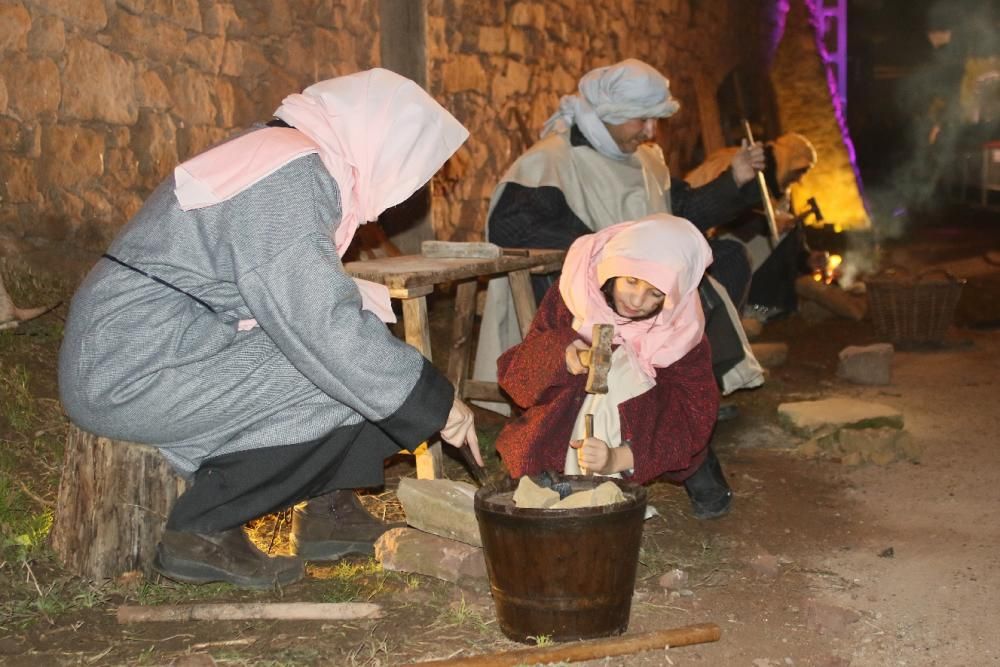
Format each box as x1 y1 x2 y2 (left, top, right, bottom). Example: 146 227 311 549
291 489 404 561
154 527 304 589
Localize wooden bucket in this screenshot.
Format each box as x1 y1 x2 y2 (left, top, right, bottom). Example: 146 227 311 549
474 476 647 643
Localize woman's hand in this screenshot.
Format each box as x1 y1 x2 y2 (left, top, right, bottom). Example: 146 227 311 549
439 398 483 465
730 139 766 187
565 339 590 375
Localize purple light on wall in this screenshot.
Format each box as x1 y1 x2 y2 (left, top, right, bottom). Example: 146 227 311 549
804 0 868 204
763 0 791 68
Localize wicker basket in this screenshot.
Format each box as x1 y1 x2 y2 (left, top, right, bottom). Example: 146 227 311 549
866 268 965 345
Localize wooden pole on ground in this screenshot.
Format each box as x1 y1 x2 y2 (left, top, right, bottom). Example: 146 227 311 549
117 602 383 623
401 623 721 666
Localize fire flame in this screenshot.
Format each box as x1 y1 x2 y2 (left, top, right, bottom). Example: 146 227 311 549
813 253 843 284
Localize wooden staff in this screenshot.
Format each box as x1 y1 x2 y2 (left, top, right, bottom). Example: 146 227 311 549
403 623 721 666
742 120 780 247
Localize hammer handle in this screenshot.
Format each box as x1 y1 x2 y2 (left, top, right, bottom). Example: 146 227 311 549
584 414 594 440
457 445 489 487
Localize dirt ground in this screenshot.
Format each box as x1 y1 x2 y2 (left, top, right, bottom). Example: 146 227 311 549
1 204 998 666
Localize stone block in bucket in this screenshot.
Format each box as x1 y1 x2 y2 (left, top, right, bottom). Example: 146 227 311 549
474 475 647 643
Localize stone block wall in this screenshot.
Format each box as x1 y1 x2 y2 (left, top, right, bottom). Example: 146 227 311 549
426 0 765 240
0 0 379 272
1 0 767 274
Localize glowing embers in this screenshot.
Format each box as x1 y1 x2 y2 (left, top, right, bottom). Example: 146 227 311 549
812 253 844 284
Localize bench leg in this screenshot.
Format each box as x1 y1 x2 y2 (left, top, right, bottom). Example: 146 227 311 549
508 269 538 338
400 295 443 479
447 279 478 398
401 297 433 362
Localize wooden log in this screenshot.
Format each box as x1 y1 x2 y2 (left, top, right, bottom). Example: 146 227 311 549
795 276 868 321
401 623 721 666
50 425 187 581
117 602 383 623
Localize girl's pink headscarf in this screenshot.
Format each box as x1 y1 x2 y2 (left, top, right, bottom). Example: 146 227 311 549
174 68 469 255
558 214 713 379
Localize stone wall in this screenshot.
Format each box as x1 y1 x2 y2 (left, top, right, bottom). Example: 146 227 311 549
426 0 766 240
1 0 767 273
0 0 379 272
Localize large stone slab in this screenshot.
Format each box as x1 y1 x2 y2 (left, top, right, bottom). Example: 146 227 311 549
778 397 903 437
374 527 487 589
396 478 481 547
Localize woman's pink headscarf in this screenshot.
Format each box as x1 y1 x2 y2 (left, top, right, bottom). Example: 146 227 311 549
558 214 713 378
174 68 469 255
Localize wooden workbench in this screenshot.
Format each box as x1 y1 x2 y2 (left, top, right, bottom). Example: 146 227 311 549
344 248 565 477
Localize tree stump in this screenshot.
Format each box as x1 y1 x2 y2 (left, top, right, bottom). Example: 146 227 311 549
50 425 187 581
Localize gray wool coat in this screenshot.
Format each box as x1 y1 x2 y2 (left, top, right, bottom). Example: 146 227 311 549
58 153 453 476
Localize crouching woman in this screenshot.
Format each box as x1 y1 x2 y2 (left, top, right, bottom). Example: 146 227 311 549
58 69 480 589
495 214 732 518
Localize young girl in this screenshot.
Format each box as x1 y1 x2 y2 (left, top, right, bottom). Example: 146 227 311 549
495 213 732 519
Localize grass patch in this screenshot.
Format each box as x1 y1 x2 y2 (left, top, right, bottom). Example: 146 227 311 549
0 260 67 368
0 555 112 630
345 625 392 666
0 259 68 309
436 594 495 635
527 633 554 647
0 364 67 565
1 364 35 431
310 557 392 603
132 580 239 606
0 263 79 630
0 479 52 562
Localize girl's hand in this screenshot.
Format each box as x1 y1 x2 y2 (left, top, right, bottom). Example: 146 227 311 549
565 339 590 375
440 399 483 465
570 436 612 474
